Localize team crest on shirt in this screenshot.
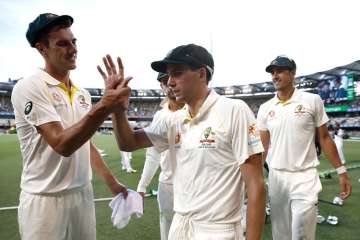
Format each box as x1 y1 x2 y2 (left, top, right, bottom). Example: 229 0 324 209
294 104 306 116
199 127 216 149
248 123 261 145
78 95 90 109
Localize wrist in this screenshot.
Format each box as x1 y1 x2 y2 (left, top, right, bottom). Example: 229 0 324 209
336 166 347 175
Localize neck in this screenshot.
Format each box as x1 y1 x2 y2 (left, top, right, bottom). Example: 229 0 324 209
187 87 210 118
45 64 71 89
277 86 295 102
168 98 185 112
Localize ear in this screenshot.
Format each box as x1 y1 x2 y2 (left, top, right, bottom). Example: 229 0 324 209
35 42 48 57
198 67 207 82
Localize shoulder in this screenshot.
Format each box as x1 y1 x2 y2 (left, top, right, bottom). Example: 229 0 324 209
217 96 249 111
12 73 47 100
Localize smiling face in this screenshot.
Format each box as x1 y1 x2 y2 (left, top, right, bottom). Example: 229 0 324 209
36 27 77 72
270 67 296 92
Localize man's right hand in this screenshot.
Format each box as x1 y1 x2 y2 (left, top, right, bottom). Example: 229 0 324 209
97 55 132 112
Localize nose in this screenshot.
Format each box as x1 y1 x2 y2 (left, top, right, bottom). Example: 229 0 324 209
167 75 176 87
69 42 77 54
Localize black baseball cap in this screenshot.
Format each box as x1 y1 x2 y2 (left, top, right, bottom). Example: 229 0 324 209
157 72 168 82
26 13 73 47
265 55 296 73
151 44 214 80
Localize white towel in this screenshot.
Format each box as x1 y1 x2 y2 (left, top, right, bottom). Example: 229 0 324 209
109 190 143 229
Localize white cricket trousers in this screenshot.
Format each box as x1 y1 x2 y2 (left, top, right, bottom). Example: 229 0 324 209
18 184 96 240
157 182 174 240
269 168 322 240
168 213 243 240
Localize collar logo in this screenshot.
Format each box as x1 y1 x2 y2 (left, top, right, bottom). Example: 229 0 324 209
199 127 216 148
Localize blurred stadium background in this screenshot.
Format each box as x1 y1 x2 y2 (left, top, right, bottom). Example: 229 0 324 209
0 60 360 239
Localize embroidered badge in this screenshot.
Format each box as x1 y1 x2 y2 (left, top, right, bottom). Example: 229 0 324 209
78 95 89 108
248 123 261 145
199 127 216 148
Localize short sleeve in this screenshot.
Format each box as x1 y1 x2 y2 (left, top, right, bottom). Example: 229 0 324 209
11 79 60 127
314 94 329 127
231 102 264 165
144 110 171 152
256 104 268 131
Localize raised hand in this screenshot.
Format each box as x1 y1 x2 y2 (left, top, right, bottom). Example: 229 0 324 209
97 55 133 112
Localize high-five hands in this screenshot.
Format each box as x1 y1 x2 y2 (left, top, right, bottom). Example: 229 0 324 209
97 55 133 112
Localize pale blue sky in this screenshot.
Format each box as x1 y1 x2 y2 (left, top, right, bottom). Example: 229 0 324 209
0 0 359 89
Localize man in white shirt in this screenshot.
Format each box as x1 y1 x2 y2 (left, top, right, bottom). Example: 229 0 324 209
137 72 185 240
97 44 266 240
257 55 352 240
11 13 129 240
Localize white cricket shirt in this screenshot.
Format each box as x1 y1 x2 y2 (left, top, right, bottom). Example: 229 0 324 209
11 69 92 194
257 89 329 171
144 90 263 224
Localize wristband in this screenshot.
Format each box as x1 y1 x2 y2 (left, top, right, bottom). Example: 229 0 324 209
336 166 347 175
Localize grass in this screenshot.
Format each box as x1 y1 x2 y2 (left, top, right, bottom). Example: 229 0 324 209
0 134 359 239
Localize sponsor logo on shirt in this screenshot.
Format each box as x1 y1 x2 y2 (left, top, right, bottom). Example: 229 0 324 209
248 123 261 145
199 127 216 148
78 95 90 109
24 101 32 115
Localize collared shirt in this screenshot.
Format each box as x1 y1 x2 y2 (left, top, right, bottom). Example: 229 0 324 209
11 68 92 194
257 88 329 171
144 90 263 224
137 102 183 193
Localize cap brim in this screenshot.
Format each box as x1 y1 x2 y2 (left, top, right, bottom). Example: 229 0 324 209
47 15 74 29
151 59 188 73
265 64 292 73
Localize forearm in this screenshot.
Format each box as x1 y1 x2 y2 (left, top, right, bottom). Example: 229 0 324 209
44 101 111 157
112 111 152 151
137 150 161 192
246 181 266 240
90 144 117 187
320 136 343 168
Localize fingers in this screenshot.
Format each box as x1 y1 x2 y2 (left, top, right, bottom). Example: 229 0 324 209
106 55 117 75
97 65 107 81
117 57 124 79
340 180 352 200
122 76 133 87
102 56 112 76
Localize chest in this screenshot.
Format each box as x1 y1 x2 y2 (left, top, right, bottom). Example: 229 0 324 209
266 102 315 133
48 88 91 125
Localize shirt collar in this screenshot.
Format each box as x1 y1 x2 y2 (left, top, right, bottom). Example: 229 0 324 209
36 68 78 90
274 88 300 106
183 89 220 123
